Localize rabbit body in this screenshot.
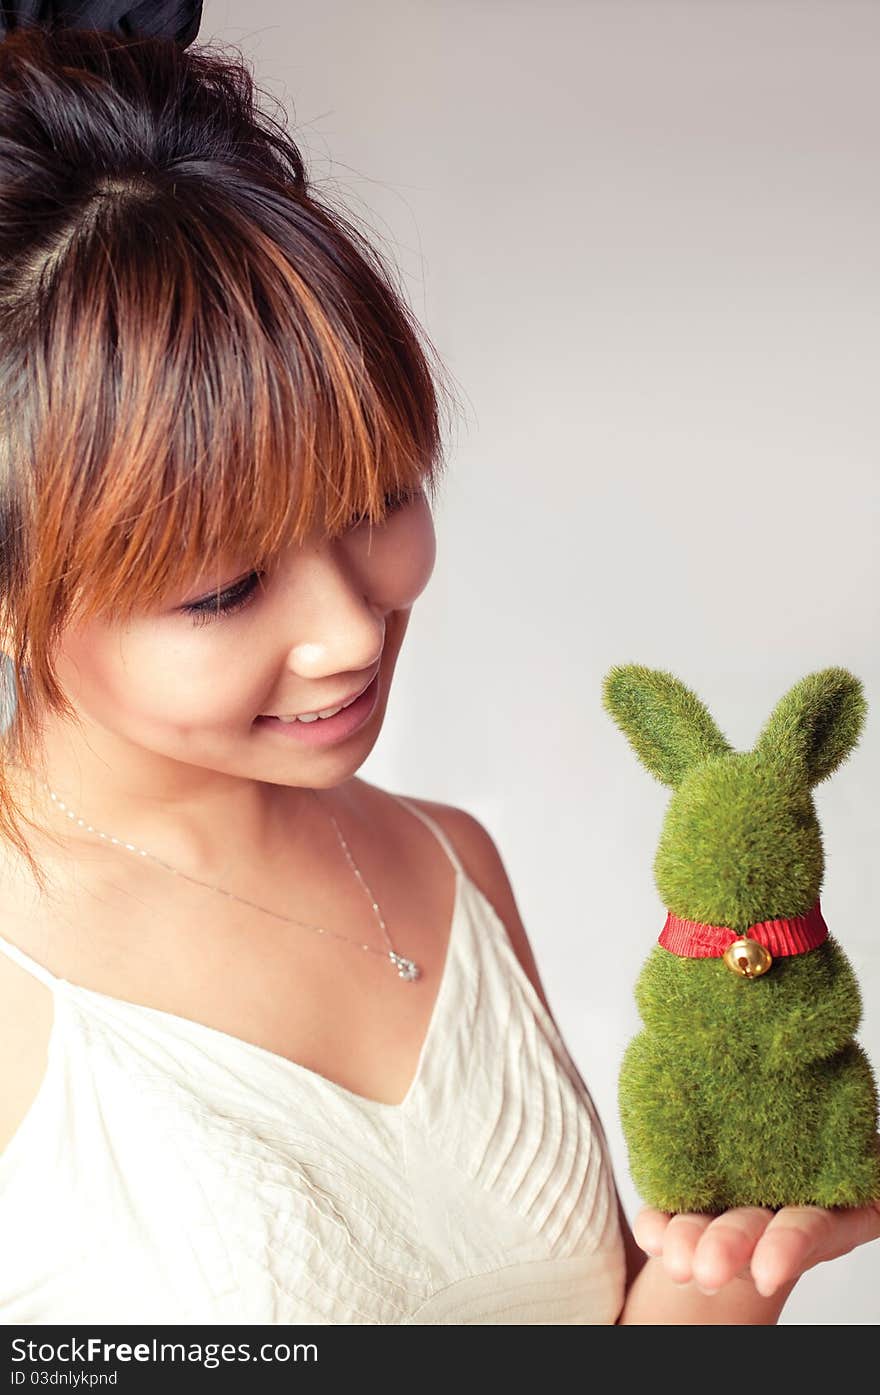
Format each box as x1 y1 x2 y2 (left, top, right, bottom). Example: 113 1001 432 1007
604 665 880 1213
620 939 880 1211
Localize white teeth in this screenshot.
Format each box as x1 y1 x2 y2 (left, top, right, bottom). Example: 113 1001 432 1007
272 690 361 724
292 706 341 723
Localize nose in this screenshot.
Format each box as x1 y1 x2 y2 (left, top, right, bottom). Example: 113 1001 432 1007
279 540 386 683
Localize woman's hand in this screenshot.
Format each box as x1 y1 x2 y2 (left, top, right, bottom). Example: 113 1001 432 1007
634 1178 880 1298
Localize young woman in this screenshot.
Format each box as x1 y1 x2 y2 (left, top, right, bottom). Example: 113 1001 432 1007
0 10 876 1326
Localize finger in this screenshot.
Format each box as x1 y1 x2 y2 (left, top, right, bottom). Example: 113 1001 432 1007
751 1202 880 1297
632 1207 674 1256
660 1212 714 1284
690 1208 775 1293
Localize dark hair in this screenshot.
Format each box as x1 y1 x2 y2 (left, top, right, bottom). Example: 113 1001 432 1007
0 23 455 895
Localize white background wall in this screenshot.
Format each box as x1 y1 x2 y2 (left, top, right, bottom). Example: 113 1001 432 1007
207 0 880 1324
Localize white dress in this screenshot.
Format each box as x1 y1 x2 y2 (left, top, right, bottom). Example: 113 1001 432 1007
0 794 626 1324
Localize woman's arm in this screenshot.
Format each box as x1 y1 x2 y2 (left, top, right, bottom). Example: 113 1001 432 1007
616 1254 796 1324
616 1193 880 1324
613 1196 795 1324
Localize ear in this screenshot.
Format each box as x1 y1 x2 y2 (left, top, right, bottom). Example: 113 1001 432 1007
601 663 734 789
751 667 867 788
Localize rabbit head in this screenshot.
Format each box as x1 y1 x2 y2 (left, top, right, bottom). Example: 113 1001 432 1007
601 665 867 935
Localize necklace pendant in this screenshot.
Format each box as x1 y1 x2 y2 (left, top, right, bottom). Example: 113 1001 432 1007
388 951 421 981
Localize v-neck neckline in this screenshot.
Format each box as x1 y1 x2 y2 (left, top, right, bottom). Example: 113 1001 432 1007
8 862 466 1115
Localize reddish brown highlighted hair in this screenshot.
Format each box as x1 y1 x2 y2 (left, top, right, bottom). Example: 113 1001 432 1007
0 25 455 895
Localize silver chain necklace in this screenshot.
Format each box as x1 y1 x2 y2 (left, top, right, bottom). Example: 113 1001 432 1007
42 781 422 982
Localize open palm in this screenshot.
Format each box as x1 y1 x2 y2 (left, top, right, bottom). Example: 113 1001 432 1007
634 1151 880 1298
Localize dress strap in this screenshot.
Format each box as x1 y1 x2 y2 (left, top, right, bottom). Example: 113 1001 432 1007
389 793 465 878
0 930 62 991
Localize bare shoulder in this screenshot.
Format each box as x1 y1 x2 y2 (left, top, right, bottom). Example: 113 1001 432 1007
358 779 556 1022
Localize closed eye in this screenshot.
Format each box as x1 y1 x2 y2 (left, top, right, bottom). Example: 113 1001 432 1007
341 486 419 531
179 487 419 626
181 571 264 626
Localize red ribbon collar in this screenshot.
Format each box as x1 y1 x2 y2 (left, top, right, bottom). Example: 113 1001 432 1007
658 898 828 958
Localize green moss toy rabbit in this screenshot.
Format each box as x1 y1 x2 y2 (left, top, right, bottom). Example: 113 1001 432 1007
602 663 880 1214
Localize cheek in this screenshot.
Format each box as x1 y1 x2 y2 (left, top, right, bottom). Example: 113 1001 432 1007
370 501 436 608
54 627 259 733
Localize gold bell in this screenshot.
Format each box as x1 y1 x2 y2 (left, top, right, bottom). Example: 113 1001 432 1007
722 936 773 978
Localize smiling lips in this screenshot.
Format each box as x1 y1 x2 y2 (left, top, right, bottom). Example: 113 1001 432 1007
255 670 380 746
272 690 363 724
261 667 379 722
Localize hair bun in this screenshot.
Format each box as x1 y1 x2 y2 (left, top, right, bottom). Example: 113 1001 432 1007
0 1 203 48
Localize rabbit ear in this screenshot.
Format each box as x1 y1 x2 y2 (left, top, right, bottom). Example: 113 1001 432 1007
601 664 734 789
752 667 867 788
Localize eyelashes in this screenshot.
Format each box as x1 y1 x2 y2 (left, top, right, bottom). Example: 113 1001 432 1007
342 484 421 532
183 571 263 627
181 487 418 627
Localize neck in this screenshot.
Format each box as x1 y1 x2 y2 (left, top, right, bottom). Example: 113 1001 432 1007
658 899 828 958
8 720 345 884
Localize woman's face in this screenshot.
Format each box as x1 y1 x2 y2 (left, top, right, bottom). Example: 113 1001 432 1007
35 488 436 813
